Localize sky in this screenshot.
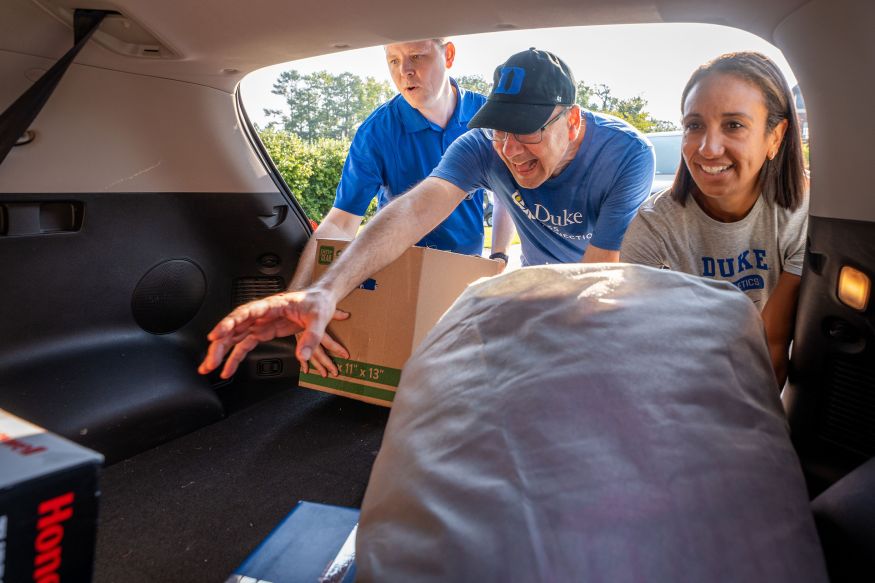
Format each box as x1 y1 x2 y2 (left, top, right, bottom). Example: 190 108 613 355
240 23 798 129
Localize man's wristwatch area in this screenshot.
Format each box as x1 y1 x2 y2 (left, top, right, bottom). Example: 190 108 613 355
489 252 509 263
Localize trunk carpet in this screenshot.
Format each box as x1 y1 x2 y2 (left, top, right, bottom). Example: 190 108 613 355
94 387 389 583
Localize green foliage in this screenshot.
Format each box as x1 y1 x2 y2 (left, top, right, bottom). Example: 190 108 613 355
260 69 394 221
259 128 350 221
266 69 394 141
456 74 491 95
575 80 678 133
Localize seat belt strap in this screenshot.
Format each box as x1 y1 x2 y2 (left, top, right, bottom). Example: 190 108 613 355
0 9 108 166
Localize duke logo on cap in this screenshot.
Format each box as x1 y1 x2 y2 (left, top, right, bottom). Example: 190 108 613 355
494 67 526 95
468 48 576 134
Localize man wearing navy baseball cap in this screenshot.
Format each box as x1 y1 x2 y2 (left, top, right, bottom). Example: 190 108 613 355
199 48 655 380
432 47 655 265
469 48 578 134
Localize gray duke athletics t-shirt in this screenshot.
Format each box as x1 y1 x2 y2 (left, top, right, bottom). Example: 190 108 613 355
620 189 808 310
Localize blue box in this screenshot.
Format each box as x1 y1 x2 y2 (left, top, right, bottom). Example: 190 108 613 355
227 501 359 583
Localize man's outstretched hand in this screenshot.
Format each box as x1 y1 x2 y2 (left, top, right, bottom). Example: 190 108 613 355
198 288 349 379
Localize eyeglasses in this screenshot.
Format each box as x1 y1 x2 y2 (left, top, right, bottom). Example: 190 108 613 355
483 107 571 145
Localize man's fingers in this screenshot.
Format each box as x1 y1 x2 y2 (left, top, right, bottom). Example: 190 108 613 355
332 309 350 321
208 296 286 342
198 338 232 375
308 358 327 377
221 335 260 379
312 344 339 377
320 332 349 360
306 346 333 378
294 301 335 363
296 329 322 364
300 340 331 377
206 316 239 342
201 304 264 373
207 303 258 341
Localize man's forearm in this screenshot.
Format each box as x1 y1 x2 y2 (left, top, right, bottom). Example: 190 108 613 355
581 244 621 263
288 235 321 290
288 208 364 290
315 178 465 304
490 197 515 254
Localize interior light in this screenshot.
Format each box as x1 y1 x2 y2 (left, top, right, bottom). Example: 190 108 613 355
838 266 870 311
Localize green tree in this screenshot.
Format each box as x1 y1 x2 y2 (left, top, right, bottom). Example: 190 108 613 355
575 81 595 110
267 70 321 141
456 74 491 95
326 72 358 139
650 119 680 132
574 80 678 133
590 83 617 111
266 70 393 141
259 128 350 221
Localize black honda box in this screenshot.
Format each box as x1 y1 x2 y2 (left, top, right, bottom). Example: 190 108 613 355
0 408 103 582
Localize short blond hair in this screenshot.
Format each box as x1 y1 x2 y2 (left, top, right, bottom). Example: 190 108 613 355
433 38 451 51
384 38 450 53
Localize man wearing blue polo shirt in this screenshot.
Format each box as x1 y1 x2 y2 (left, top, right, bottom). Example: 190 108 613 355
287 38 511 376
200 49 655 381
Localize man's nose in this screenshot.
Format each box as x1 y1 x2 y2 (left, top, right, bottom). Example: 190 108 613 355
502 135 526 157
401 58 415 76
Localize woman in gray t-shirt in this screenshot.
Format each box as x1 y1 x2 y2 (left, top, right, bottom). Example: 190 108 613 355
621 52 808 387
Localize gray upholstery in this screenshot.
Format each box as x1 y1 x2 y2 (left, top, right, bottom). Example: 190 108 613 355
812 457 875 582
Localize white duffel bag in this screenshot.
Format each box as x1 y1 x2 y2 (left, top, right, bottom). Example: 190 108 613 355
356 264 826 583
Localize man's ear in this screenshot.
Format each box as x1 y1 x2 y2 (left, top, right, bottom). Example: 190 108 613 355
568 105 582 139
444 41 456 69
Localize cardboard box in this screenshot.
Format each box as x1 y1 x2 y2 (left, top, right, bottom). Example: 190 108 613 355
227 501 359 583
298 239 501 406
0 408 103 583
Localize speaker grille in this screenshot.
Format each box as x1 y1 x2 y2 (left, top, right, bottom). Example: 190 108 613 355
233 276 285 307
819 355 875 456
132 259 206 334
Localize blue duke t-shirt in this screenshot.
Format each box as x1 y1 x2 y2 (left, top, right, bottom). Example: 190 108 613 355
333 80 487 255
431 110 654 265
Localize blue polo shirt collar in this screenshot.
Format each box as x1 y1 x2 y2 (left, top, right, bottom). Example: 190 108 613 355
398 78 469 134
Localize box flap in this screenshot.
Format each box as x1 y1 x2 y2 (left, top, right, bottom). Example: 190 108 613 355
413 249 501 349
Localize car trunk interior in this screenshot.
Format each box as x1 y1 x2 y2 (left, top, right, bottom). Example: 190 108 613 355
2 0 875 581
0 189 380 581
95 388 388 582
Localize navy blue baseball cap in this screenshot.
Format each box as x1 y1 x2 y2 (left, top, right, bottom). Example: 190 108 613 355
468 48 576 134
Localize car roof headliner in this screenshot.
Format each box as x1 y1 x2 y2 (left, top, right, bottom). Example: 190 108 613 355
1 0 810 93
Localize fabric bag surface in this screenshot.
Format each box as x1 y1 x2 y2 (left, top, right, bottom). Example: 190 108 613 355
356 264 826 583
